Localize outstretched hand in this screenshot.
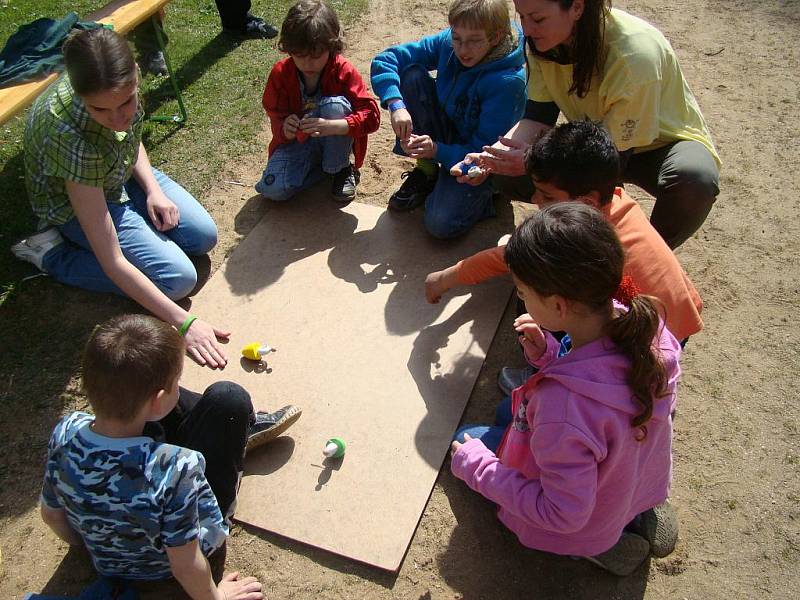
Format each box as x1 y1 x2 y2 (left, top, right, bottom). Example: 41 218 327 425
480 136 530 177
218 571 264 600
183 318 230 369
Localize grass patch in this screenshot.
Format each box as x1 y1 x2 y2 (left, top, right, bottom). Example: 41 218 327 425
0 0 366 294
0 0 366 515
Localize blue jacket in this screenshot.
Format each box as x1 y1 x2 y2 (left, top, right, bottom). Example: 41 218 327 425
371 25 527 169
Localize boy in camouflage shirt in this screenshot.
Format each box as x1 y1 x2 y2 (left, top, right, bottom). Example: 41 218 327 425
39 315 298 599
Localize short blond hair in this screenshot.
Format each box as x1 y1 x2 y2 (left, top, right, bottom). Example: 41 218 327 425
448 0 511 41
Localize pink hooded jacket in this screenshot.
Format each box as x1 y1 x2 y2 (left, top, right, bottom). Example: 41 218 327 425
451 317 681 556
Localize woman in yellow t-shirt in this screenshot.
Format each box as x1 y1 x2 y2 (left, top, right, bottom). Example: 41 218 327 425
453 0 720 249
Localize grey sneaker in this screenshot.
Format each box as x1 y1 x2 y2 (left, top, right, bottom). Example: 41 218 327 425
630 501 679 558
497 366 536 396
226 15 278 39
246 405 302 452
332 164 359 203
583 532 650 576
11 228 63 271
140 51 168 76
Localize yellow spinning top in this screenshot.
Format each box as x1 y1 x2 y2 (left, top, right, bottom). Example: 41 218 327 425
241 342 274 360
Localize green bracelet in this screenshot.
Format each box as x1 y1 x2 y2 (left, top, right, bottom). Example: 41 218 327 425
178 315 198 336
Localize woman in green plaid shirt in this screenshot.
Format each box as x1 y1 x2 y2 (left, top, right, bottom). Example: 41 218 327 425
13 28 229 368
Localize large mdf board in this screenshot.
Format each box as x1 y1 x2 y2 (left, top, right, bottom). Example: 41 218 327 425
181 198 511 571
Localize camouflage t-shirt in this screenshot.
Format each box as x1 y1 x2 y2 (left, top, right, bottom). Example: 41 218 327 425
41 412 228 580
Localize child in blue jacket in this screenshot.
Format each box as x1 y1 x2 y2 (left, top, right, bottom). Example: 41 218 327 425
370 0 526 238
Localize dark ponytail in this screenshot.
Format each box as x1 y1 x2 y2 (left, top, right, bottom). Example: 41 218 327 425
506 202 667 432
62 28 137 96
606 295 667 431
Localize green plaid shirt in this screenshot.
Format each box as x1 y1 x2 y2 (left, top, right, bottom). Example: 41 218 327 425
24 77 144 227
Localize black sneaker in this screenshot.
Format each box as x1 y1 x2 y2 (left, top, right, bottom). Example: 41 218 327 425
332 164 360 203
246 405 302 453
388 168 437 211
226 15 278 39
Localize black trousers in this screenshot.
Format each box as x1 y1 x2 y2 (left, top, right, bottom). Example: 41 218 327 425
214 0 253 30
145 381 254 520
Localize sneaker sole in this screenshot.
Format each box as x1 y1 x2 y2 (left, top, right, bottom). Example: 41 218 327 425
332 191 357 204
639 503 679 558
583 532 650 576
387 196 427 212
246 406 302 453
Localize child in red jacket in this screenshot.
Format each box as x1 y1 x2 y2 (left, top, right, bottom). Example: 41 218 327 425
256 0 380 203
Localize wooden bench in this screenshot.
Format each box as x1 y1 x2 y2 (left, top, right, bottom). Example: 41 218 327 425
0 0 185 127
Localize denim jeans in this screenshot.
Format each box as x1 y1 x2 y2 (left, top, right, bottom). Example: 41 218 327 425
42 168 217 300
453 395 514 453
256 96 354 201
395 64 494 239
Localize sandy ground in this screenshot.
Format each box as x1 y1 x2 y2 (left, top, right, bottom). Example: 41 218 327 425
1 0 799 598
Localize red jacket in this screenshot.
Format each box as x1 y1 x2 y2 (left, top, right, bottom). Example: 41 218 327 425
262 54 380 168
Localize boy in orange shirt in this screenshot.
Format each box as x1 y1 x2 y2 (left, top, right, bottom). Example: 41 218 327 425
425 121 703 391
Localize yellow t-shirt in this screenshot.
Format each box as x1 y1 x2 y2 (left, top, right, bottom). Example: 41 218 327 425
527 8 720 166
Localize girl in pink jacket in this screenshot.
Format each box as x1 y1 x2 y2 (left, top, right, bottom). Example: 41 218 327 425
450 202 681 576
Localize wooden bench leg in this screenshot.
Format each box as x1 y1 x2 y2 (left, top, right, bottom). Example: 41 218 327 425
147 15 188 124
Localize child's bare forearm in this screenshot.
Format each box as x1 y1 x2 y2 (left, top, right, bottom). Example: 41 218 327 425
40 504 83 546
425 264 461 303
167 540 223 600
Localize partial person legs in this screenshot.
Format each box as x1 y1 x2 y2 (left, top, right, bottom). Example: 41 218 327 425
130 12 168 76
214 0 277 39
156 382 302 521
388 64 452 212
318 97 358 202
623 140 720 249
256 96 356 202
39 168 217 300
390 64 494 237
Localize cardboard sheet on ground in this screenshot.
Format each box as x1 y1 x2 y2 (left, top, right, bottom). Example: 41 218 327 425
181 195 512 571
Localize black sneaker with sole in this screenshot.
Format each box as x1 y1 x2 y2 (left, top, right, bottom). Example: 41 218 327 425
246 405 302 453
225 15 278 39
388 168 437 211
332 164 359 203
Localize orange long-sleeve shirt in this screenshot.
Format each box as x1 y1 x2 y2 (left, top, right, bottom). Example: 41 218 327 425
456 188 703 340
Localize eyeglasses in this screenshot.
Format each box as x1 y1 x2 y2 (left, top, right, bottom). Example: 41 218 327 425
451 36 489 50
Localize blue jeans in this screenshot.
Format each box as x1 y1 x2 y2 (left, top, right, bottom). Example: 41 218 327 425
395 64 494 239
42 168 217 300
453 396 513 453
256 96 354 201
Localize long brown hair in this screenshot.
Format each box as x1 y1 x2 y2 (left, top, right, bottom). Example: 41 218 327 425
529 0 610 98
62 28 137 95
505 203 667 430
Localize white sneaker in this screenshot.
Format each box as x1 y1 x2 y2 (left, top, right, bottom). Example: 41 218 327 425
11 228 64 271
